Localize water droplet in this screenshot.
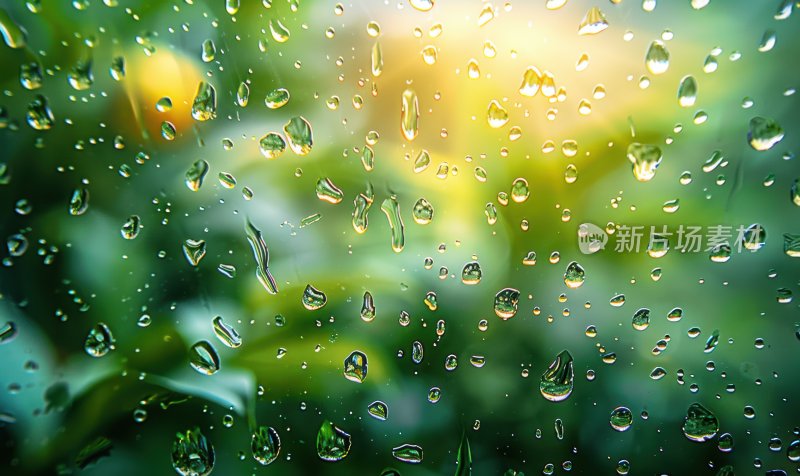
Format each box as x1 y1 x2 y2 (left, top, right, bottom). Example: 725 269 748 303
540 350 574 402
265 88 290 109
84 323 115 357
494 288 520 319
172 428 214 476
259 133 286 159
0 9 27 48
69 188 89 216
758 29 777 52
236 82 249 107
741 223 766 251
487 100 509 128
201 39 216 63
704 329 720 353
371 41 383 76
315 177 344 204
343 350 368 383
120 215 141 239
212 316 241 348
477 3 495 27
189 341 220 375
401 89 419 141
467 59 480 79
283 116 313 155
381 196 405 252
510 178 530 203
578 7 609 35
645 40 670 74
564 261 585 288
161 121 177 140
717 432 734 452
546 0 568 10
368 401 388 420
682 403 719 442
19 61 43 90
191 81 217 121
412 340 424 364
627 143 663 182
413 149 431 173
412 198 434 224
182 239 206 266
748 116 784 151
185 160 209 191
678 75 697 107
410 0 434 12
251 426 280 465
352 184 374 234
67 52 93 90
519 66 542 97
632 308 650 330
392 444 423 463
269 19 290 42
26 94 54 130
302 284 327 310
316 420 351 461
421 45 437 64
361 291 376 322
461 261 482 285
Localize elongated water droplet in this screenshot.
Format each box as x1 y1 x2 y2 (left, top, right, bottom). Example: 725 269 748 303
269 19 290 42
344 350 368 383
461 261 482 285
564 261 585 288
704 329 720 353
212 316 241 348
236 81 249 107
191 81 217 121
185 160 209 191
401 89 419 141
172 428 214 476
682 403 719 442
265 88 290 109
485 203 498 225
392 444 423 463
225 0 240 15
410 0 434 11
0 9 27 48
182 239 206 266
26 94 54 130
189 341 220 375
368 401 388 420
540 350 574 402
84 323 115 357
69 188 89 216
510 178 529 203
361 291 376 322
467 59 480 79
110 56 125 80
259 133 286 159
371 41 383 76
352 184 374 234
161 121 177 140
245 219 278 294
678 75 697 107
316 420 351 461
748 116 784 151
627 143 662 182
546 0 568 10
251 426 280 465
494 288 520 319
0 321 17 344
283 116 313 155
758 29 776 52
201 39 215 62
578 7 608 35
645 40 670 74
381 196 405 252
302 284 327 310
487 100 509 128
412 340 424 364
316 178 343 204
632 308 650 330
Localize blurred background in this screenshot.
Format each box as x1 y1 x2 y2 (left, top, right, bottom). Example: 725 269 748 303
0 0 798 474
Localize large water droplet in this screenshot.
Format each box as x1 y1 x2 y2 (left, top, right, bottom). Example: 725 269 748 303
682 403 719 442
185 160 209 191
283 116 313 155
487 100 509 128
748 116 784 151
401 89 419 141
678 75 697 107
627 143 663 182
494 288 520 319
392 444 423 463
191 81 217 121
412 198 434 224
368 401 388 420
578 7 609 35
84 323 115 357
182 239 206 266
540 350 574 402
251 426 280 466
344 350 368 383
610 407 633 431
645 40 670 74
632 308 651 330
68 188 89 216
189 341 220 375
316 420 351 461
212 316 241 348
564 261 585 288
172 428 214 476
